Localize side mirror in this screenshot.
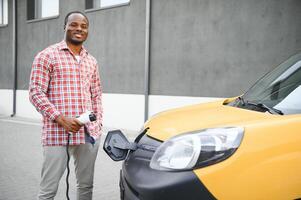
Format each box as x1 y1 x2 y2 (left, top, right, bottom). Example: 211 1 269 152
103 130 137 161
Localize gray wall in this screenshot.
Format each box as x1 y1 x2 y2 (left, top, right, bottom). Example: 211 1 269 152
0 0 13 89
150 0 301 97
0 0 301 97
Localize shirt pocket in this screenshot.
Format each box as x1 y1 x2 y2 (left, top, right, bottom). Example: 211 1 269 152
53 64 79 80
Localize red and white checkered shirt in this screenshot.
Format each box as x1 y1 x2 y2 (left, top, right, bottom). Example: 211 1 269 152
29 40 103 146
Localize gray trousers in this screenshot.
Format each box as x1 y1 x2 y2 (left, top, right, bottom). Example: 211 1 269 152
37 139 100 200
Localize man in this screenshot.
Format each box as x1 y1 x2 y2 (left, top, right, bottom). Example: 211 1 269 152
29 11 102 200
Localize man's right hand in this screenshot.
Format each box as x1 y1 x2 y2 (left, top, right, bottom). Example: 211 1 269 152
55 115 83 133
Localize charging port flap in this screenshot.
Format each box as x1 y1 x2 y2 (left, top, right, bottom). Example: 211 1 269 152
103 130 137 161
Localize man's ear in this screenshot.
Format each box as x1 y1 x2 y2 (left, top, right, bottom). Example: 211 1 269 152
64 25 66 31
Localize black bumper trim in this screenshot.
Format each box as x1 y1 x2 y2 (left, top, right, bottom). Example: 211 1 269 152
120 135 216 200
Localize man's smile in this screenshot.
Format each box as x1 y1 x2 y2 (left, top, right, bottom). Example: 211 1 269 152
73 32 84 38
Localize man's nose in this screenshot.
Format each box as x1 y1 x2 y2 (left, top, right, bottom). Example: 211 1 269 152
75 25 82 31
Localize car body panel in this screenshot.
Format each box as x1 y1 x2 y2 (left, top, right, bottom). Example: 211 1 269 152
194 116 301 200
145 99 278 141
144 100 301 199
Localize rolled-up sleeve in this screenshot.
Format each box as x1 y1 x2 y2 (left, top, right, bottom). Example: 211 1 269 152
29 52 61 121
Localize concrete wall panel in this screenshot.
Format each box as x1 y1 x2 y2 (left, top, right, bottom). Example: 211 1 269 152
150 0 301 97
0 0 13 89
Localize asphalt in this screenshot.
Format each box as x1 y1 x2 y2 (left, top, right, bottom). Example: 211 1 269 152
0 116 138 200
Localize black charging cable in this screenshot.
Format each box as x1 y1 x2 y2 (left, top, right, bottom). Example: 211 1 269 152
65 131 95 200
66 133 71 200
65 112 97 200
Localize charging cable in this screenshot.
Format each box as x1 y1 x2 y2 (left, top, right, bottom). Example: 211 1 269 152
66 111 96 200
66 133 71 200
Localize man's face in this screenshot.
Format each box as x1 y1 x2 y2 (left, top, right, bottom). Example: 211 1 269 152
64 13 89 45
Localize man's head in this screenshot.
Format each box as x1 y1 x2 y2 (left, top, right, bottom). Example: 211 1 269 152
64 11 89 45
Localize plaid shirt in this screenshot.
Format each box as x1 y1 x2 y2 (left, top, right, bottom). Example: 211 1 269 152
29 40 103 146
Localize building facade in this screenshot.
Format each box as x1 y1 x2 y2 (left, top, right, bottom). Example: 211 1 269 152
1 0 301 130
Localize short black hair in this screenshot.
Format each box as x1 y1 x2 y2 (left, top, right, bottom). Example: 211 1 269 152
64 11 89 27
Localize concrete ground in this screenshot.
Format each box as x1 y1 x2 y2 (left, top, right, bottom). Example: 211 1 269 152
0 116 137 200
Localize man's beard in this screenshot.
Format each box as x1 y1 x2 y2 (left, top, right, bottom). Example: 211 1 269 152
68 37 84 45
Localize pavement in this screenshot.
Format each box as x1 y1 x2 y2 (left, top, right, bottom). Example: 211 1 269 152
0 116 138 200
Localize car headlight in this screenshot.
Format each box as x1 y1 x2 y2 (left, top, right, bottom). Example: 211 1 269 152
149 127 244 171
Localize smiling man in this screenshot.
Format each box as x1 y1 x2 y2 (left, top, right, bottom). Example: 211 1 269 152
29 11 103 200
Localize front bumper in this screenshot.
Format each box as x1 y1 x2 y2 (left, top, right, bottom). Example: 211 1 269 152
119 135 216 200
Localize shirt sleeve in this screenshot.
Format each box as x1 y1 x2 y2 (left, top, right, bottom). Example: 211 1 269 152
29 52 61 121
89 62 103 136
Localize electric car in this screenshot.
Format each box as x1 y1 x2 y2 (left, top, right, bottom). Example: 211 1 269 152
104 53 301 200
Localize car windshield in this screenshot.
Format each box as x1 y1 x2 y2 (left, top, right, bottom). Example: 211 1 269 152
229 53 301 115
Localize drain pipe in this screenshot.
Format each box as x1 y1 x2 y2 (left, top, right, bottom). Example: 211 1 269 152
11 0 17 117
144 0 151 122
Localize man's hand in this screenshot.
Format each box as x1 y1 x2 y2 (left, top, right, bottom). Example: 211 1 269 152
55 115 83 133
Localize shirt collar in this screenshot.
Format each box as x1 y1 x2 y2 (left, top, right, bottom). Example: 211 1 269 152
58 40 88 57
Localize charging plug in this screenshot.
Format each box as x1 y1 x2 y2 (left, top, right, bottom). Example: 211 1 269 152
77 111 96 124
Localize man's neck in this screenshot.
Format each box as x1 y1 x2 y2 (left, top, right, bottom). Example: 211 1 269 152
65 40 82 55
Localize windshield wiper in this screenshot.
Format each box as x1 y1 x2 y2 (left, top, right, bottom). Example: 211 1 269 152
246 101 284 115
235 96 284 115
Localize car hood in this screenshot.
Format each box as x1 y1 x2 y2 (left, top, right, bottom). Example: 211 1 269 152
145 99 279 141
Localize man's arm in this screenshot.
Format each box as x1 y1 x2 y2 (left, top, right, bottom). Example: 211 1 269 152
29 52 82 133
29 52 61 121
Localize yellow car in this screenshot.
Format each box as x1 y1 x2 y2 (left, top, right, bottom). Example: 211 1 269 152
104 53 301 200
